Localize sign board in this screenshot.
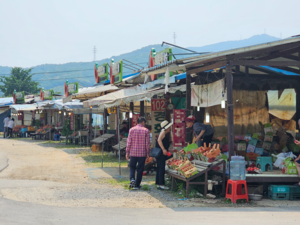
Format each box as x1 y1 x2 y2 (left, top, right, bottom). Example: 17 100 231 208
107 107 117 114
95 63 109 83
154 48 173 79
173 109 186 148
44 90 54 100
63 95 72 104
132 114 140 127
110 60 123 84
151 99 165 112
68 82 79 94
13 91 25 104
151 98 165 146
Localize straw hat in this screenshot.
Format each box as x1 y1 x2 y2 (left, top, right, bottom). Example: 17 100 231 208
160 120 173 130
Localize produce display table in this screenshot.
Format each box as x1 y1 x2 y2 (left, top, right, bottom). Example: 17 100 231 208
91 134 115 151
112 138 127 156
165 159 226 198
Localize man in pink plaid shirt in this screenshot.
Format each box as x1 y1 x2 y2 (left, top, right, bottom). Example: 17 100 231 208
126 117 150 189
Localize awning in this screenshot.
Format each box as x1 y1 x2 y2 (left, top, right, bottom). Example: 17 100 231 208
0 97 13 107
83 84 186 110
10 104 38 111
72 84 119 100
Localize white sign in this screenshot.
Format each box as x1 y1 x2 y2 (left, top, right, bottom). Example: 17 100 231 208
44 90 52 98
63 95 72 104
97 65 106 76
112 63 120 75
68 83 77 92
16 92 23 98
155 52 169 65
191 79 226 107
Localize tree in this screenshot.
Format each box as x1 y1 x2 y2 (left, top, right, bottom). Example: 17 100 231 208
0 67 40 96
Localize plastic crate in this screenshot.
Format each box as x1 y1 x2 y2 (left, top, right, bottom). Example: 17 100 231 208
268 185 290 200
289 186 300 201
21 127 27 132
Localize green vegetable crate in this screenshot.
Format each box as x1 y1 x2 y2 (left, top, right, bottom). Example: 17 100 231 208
289 186 300 201
268 185 290 200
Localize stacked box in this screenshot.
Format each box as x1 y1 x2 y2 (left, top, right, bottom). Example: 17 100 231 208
268 185 290 200
289 186 300 201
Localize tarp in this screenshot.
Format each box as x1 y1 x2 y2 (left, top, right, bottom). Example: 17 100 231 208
0 97 13 107
83 84 187 110
9 104 38 111
37 99 83 110
0 108 11 132
73 84 119 99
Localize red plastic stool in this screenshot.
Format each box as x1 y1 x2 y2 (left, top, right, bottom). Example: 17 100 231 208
225 179 249 203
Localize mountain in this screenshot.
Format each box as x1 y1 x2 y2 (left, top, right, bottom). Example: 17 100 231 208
0 34 280 95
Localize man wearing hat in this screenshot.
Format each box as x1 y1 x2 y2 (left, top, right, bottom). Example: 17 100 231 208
185 115 214 147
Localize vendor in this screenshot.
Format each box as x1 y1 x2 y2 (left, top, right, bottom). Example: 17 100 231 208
185 115 214 147
294 138 300 186
120 121 129 137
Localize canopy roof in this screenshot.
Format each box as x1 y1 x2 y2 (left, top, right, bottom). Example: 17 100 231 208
83 84 186 110
0 97 13 107
10 104 38 111
72 84 119 100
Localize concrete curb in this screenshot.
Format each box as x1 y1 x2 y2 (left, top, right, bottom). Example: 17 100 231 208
0 152 9 172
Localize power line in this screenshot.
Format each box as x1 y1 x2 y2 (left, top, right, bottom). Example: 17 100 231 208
0 69 94 76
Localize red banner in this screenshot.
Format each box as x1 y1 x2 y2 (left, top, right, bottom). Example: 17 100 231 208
132 114 140 127
151 99 165 112
173 109 186 148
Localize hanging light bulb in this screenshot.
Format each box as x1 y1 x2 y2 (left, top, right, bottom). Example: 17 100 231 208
197 104 200 112
129 111 133 118
58 110 61 114
221 92 225 109
205 111 210 123
64 112 66 116
68 112 72 116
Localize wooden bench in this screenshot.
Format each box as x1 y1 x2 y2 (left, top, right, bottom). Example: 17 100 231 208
165 159 226 198
112 138 127 156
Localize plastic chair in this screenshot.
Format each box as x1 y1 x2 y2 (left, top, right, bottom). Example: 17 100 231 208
225 179 249 203
256 156 273 172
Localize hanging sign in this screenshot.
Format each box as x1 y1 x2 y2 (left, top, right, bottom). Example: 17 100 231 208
154 48 173 79
173 109 186 148
110 59 123 84
107 107 117 114
12 90 25 104
95 63 109 83
40 88 54 101
151 98 165 146
191 79 226 108
64 81 79 97
132 114 140 127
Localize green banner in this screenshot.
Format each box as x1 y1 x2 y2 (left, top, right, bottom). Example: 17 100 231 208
154 48 173 79
14 91 25 104
111 60 123 84
96 63 109 83
68 82 79 94
43 89 54 100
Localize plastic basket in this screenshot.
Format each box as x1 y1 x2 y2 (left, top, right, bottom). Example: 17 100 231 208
268 185 290 197
268 193 290 200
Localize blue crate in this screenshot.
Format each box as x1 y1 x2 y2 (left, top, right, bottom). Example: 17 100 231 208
268 185 290 200
21 127 27 132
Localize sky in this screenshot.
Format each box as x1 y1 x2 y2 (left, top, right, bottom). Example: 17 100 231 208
0 0 300 68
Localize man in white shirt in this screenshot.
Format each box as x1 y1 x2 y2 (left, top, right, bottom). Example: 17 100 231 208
7 118 14 138
3 115 10 138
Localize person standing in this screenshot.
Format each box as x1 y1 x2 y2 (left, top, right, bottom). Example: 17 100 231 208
126 117 150 190
3 115 10 138
185 115 214 147
155 120 176 190
7 118 14 138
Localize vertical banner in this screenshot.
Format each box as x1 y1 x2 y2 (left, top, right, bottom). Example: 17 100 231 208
132 114 140 127
151 99 165 146
70 114 75 130
173 109 186 148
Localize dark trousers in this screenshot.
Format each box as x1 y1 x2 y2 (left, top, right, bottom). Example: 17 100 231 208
156 154 167 185
3 127 8 138
129 157 146 188
202 133 214 147
8 128 12 138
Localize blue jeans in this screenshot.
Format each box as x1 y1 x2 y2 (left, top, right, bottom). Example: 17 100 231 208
129 157 146 188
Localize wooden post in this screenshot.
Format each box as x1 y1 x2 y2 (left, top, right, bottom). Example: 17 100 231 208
226 64 234 162
117 106 121 176
140 101 144 117
186 71 192 117
104 109 107 134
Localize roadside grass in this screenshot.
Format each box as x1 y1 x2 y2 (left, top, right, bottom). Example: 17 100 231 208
78 151 128 168
98 178 154 191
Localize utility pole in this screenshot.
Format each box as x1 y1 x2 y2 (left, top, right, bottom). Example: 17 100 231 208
173 32 177 45
93 46 97 62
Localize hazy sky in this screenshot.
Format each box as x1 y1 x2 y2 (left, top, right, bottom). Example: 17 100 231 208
0 0 300 68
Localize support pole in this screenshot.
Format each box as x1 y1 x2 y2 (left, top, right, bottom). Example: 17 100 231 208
104 109 107 134
117 106 121 176
102 112 104 168
186 71 192 117
140 101 144 117
226 63 234 162
129 102 134 129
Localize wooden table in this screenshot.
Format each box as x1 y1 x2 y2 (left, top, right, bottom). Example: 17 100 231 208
166 159 226 198
112 138 127 156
